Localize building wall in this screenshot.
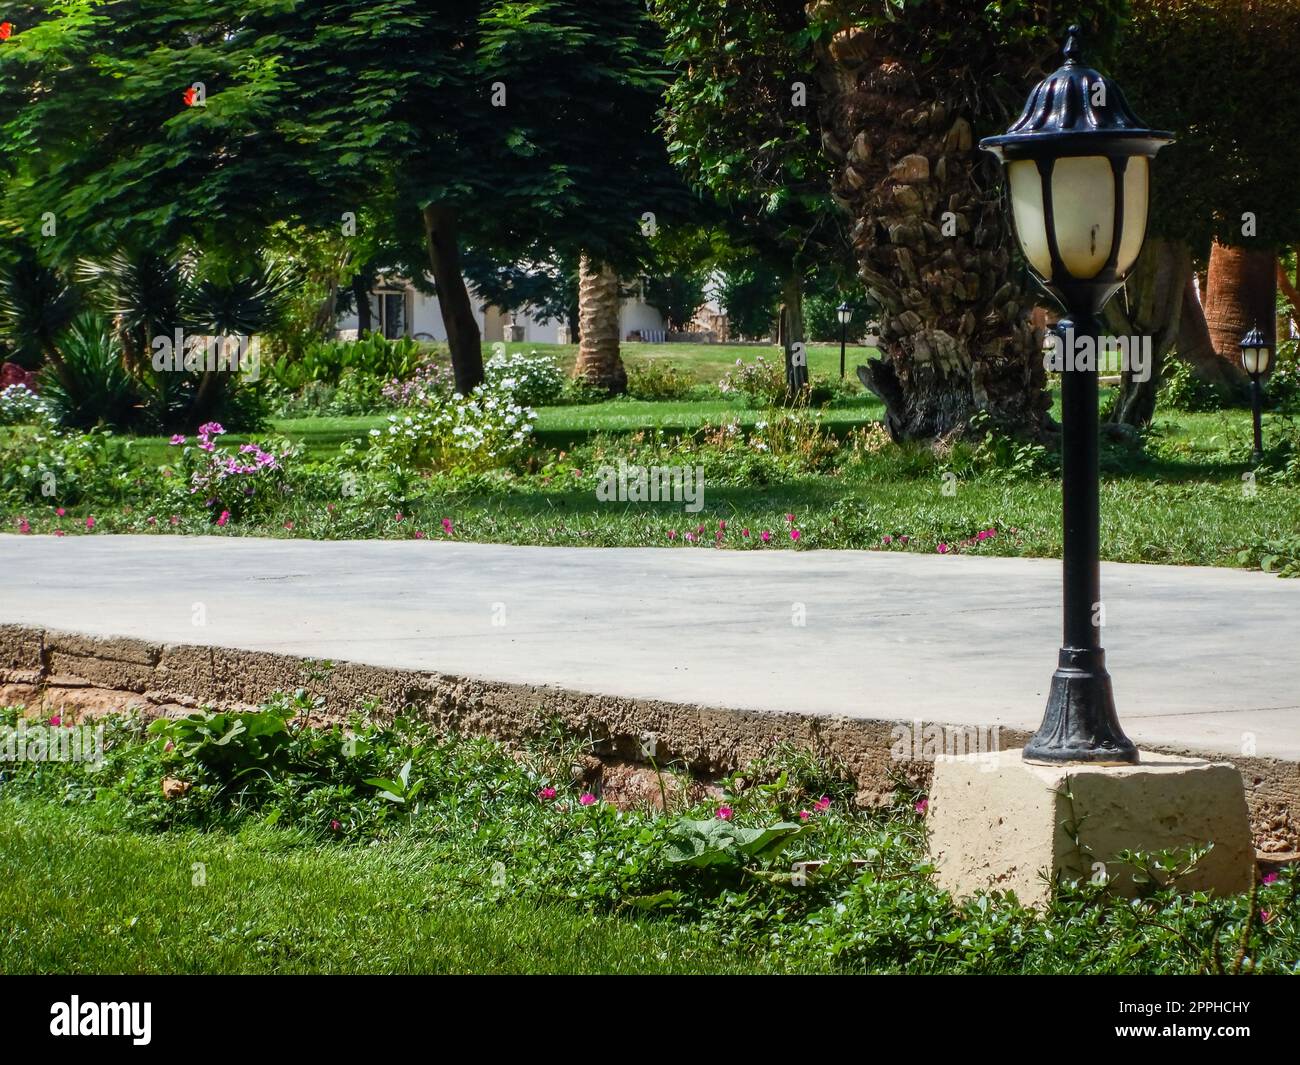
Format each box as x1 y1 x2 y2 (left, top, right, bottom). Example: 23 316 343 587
337 281 665 345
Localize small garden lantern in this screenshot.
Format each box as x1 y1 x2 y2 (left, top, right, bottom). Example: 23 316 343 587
980 26 1173 764
837 301 852 379
1240 325 1272 462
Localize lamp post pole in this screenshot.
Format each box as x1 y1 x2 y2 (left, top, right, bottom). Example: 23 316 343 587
981 25 1173 763
1240 325 1272 464
837 301 850 379
1251 372 1264 462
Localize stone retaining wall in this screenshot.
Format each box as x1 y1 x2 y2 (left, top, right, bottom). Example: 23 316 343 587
2 623 1295 854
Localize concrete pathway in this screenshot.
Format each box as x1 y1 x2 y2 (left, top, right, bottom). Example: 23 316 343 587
1 535 1296 759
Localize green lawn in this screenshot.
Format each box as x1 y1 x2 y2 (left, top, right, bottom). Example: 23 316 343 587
0 802 804 975
486 339 871 384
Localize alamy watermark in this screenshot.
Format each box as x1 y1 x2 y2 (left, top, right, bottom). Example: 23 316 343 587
890 720 1002 771
595 459 705 512
1045 327 1152 383
151 330 261 382
1 721 105 767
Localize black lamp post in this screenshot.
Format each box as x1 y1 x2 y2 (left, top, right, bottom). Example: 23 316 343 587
981 26 1173 764
1240 325 1272 463
837 301 851 379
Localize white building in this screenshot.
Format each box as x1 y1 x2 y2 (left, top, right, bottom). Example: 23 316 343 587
337 276 668 344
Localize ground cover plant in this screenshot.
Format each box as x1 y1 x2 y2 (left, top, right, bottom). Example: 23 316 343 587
0 700 1294 975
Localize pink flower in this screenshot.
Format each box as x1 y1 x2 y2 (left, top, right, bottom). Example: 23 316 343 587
667 530 677 540
760 530 771 543
17 518 30 534
330 819 341 832
170 515 180 526
1262 871 1279 885
798 810 810 821
55 507 66 517
147 516 157 525
53 529 66 537
742 528 750 538
1261 910 1272 924
814 795 831 812
716 806 734 821
881 534 893 545
216 510 230 527
414 530 426 539
48 715 60 726
685 532 695 542
899 535 909 544
538 786 557 801
937 543 949 554
164 741 174 752
718 520 727 531
169 434 186 445
283 521 294 530
915 798 929 814
785 513 795 523
790 528 800 541
579 792 597 806
441 517 453 535
394 511 404 523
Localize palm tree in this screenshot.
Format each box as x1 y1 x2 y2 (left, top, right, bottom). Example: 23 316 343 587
573 254 626 394
815 22 1049 440
0 248 81 393
1203 241 1278 369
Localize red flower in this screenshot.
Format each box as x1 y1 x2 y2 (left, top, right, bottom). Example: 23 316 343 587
183 86 197 106
0 22 13 41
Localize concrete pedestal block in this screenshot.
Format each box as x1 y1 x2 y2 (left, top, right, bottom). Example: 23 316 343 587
927 749 1254 908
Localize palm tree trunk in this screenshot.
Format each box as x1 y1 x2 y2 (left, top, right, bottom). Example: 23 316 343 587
573 255 626 394
817 27 1048 441
422 204 483 394
1204 240 1277 364
1176 272 1244 392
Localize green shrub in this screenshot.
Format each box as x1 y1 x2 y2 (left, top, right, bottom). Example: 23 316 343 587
365 380 535 475
1160 358 1226 412
718 354 787 407
483 349 566 406
0 423 140 507
627 361 696 400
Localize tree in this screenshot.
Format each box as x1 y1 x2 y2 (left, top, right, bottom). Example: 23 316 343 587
655 0 851 394
808 3 1129 440
0 2 684 397
717 260 782 340
1106 0 1300 423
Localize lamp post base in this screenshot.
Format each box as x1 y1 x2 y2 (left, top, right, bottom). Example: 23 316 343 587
1023 647 1139 765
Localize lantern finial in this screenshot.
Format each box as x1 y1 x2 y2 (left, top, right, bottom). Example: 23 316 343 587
1063 25 1082 64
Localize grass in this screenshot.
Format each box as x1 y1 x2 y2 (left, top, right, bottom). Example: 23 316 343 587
0 801 805 975
485 339 871 384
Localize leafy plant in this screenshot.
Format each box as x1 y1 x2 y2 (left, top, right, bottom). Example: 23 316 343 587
149 703 296 783
364 758 425 806
664 817 804 869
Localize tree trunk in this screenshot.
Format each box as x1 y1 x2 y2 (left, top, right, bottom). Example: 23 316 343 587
422 203 483 394
1204 240 1277 363
1175 272 1243 392
778 271 808 393
817 34 1047 441
1103 239 1190 427
352 274 372 335
573 254 626 394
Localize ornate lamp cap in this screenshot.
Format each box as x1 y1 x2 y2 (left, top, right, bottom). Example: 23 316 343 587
980 25 1174 160
1240 324 1267 350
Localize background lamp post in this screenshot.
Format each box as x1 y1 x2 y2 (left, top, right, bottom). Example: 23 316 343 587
1240 325 1272 463
980 26 1173 764
837 301 851 379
